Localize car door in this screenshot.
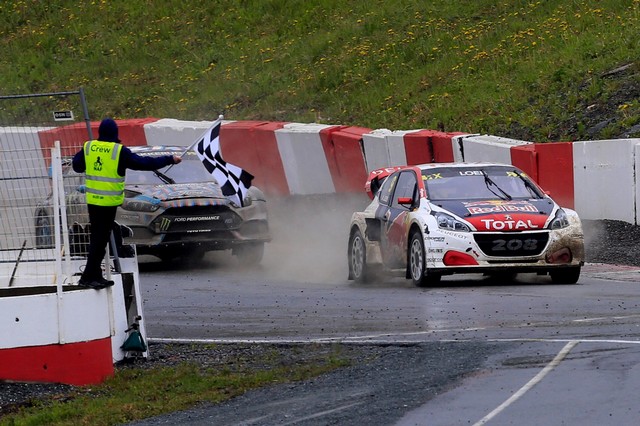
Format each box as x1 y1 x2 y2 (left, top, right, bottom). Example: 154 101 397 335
375 170 418 268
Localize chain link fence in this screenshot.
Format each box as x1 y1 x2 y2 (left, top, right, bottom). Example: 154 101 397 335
0 89 93 285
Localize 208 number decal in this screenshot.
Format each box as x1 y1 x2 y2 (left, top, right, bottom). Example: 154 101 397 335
492 238 538 251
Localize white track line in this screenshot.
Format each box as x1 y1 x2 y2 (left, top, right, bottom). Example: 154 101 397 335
148 336 640 345
573 314 640 323
472 340 579 426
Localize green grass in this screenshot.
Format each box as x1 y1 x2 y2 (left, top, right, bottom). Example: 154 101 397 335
0 346 350 425
1 0 639 141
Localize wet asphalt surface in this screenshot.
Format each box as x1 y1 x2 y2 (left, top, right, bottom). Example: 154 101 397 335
127 255 640 426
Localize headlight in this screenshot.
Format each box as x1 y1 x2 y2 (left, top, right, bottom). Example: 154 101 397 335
434 212 471 232
121 198 161 212
548 208 569 229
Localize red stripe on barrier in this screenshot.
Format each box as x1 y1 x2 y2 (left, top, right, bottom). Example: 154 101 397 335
402 130 464 164
512 142 574 209
510 145 538 182
0 338 114 385
319 126 370 193
37 118 157 166
117 118 160 146
219 121 290 196
403 130 436 165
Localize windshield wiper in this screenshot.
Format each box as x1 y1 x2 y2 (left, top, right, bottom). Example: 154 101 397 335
512 169 542 198
482 170 512 201
153 169 175 185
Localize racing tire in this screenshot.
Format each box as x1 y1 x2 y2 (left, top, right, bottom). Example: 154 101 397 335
348 228 369 283
234 243 264 265
550 266 581 284
35 211 53 248
409 231 441 287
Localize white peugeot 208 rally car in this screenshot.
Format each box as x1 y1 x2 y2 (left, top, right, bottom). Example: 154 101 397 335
347 163 585 286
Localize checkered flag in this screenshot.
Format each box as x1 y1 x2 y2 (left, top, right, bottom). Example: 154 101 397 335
194 119 254 206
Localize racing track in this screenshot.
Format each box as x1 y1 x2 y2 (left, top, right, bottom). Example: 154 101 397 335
134 194 640 425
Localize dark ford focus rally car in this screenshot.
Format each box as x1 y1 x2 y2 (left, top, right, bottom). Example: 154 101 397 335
35 146 270 264
348 163 585 286
116 146 270 263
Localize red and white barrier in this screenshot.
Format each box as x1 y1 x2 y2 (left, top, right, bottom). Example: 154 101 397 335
318 125 371 193
0 258 143 386
220 121 290 196
37 119 153 164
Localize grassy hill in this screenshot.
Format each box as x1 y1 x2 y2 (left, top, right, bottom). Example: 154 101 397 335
0 0 638 142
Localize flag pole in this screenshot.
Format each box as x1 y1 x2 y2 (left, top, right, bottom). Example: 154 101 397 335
164 114 224 173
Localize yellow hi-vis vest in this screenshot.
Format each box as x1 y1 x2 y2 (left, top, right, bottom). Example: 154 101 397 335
83 140 125 206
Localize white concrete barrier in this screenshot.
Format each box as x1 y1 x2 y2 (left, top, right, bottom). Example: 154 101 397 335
458 134 531 164
362 129 391 171
362 128 423 171
573 139 640 223
274 123 336 195
143 118 236 147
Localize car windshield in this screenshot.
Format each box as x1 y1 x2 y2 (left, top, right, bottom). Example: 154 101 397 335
423 166 543 201
125 151 215 185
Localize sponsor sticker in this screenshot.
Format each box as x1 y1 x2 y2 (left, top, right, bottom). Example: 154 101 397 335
463 200 539 215
53 110 74 121
480 218 539 230
422 173 443 180
159 217 171 231
174 216 220 222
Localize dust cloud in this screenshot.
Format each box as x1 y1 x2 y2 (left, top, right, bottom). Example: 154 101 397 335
137 192 371 282
259 193 370 284
581 219 606 262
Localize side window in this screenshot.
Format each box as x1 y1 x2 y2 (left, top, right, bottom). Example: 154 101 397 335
391 171 417 209
377 174 398 206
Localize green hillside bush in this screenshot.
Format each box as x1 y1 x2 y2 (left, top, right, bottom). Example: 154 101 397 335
0 0 638 141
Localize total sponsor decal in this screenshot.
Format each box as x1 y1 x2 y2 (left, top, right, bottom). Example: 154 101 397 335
466 213 548 231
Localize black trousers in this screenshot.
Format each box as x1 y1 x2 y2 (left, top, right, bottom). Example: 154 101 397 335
82 204 118 281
